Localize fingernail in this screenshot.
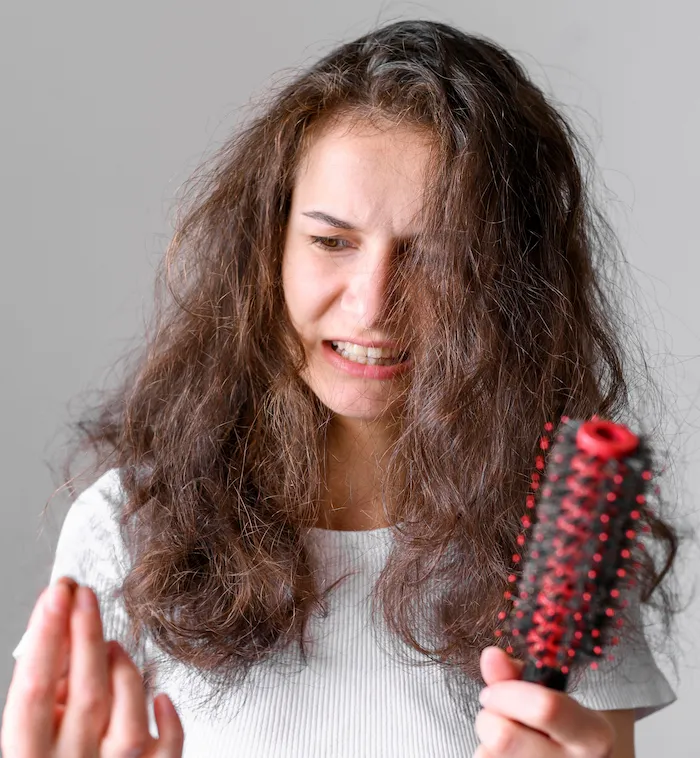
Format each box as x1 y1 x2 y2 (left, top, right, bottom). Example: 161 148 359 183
57 576 78 593
107 640 120 662
78 587 96 611
49 583 68 613
155 693 174 719
479 687 491 706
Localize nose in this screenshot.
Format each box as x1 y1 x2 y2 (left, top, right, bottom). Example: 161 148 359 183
340 245 394 329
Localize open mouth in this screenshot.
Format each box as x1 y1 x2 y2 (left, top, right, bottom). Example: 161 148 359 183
329 340 409 367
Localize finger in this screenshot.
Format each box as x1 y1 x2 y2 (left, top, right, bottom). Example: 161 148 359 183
478 680 613 748
56 586 112 754
55 675 69 706
480 646 525 686
475 708 559 758
52 703 67 736
152 692 185 757
51 675 69 735
1 581 73 756
55 576 79 594
101 641 157 758
53 577 78 679
37 577 77 685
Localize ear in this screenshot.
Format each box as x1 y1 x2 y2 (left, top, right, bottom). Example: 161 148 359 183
480 646 526 686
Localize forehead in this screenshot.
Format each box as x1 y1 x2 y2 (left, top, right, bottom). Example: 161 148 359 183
293 118 435 234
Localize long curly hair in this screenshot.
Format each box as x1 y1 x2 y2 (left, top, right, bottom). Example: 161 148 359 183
54 19 688 715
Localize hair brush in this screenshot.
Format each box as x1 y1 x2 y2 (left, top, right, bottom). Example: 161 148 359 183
497 416 654 691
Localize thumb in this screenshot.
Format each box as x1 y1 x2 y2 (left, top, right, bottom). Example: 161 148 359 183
480 646 525 686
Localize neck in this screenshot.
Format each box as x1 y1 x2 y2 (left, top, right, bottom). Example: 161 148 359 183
317 415 399 531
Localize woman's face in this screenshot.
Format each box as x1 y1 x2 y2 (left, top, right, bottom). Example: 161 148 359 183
282 117 433 422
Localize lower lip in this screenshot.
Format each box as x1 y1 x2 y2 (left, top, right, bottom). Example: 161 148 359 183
322 341 411 380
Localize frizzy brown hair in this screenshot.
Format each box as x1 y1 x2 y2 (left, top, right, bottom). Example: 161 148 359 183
55 19 688 715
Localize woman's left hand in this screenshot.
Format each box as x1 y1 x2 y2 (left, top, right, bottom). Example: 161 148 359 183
474 646 616 758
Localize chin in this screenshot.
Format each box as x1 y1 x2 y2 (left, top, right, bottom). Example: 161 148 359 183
302 367 403 421
321 392 400 422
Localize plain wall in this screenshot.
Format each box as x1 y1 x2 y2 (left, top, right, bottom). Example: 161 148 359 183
1 1 698 755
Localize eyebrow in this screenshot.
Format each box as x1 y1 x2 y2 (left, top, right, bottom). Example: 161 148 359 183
301 210 359 230
300 210 420 241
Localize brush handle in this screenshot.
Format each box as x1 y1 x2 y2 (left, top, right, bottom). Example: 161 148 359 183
522 661 568 690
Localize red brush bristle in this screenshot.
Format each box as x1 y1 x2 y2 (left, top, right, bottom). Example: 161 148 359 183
496 417 654 691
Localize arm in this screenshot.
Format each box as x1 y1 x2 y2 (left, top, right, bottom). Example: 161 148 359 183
600 709 635 758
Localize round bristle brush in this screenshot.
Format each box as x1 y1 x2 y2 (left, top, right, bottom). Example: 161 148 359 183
499 416 654 691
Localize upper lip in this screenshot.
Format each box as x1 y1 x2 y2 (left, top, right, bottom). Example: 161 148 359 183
327 338 404 350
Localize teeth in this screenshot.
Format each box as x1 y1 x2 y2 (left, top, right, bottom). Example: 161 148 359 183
331 341 402 359
330 341 407 366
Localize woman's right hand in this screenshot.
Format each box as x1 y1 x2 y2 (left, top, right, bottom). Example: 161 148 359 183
1 577 184 757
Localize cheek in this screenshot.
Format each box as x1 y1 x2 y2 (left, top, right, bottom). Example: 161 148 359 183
281 253 306 322
283 272 313 333
283 255 334 333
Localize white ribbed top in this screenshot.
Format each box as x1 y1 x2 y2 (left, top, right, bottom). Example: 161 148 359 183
12 470 677 757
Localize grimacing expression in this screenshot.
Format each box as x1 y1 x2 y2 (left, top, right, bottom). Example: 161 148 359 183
281 118 433 422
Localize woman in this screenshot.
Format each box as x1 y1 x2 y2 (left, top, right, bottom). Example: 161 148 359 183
2 18 684 758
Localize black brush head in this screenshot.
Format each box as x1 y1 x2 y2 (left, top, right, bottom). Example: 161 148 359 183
502 417 653 690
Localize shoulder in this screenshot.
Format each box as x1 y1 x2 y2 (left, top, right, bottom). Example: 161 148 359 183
47 467 132 585
13 468 135 662
58 469 127 546
566 589 677 721
70 467 126 515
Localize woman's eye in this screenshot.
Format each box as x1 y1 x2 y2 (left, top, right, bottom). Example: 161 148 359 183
310 236 352 251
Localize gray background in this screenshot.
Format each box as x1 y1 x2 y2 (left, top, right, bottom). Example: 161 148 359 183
1 1 698 755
